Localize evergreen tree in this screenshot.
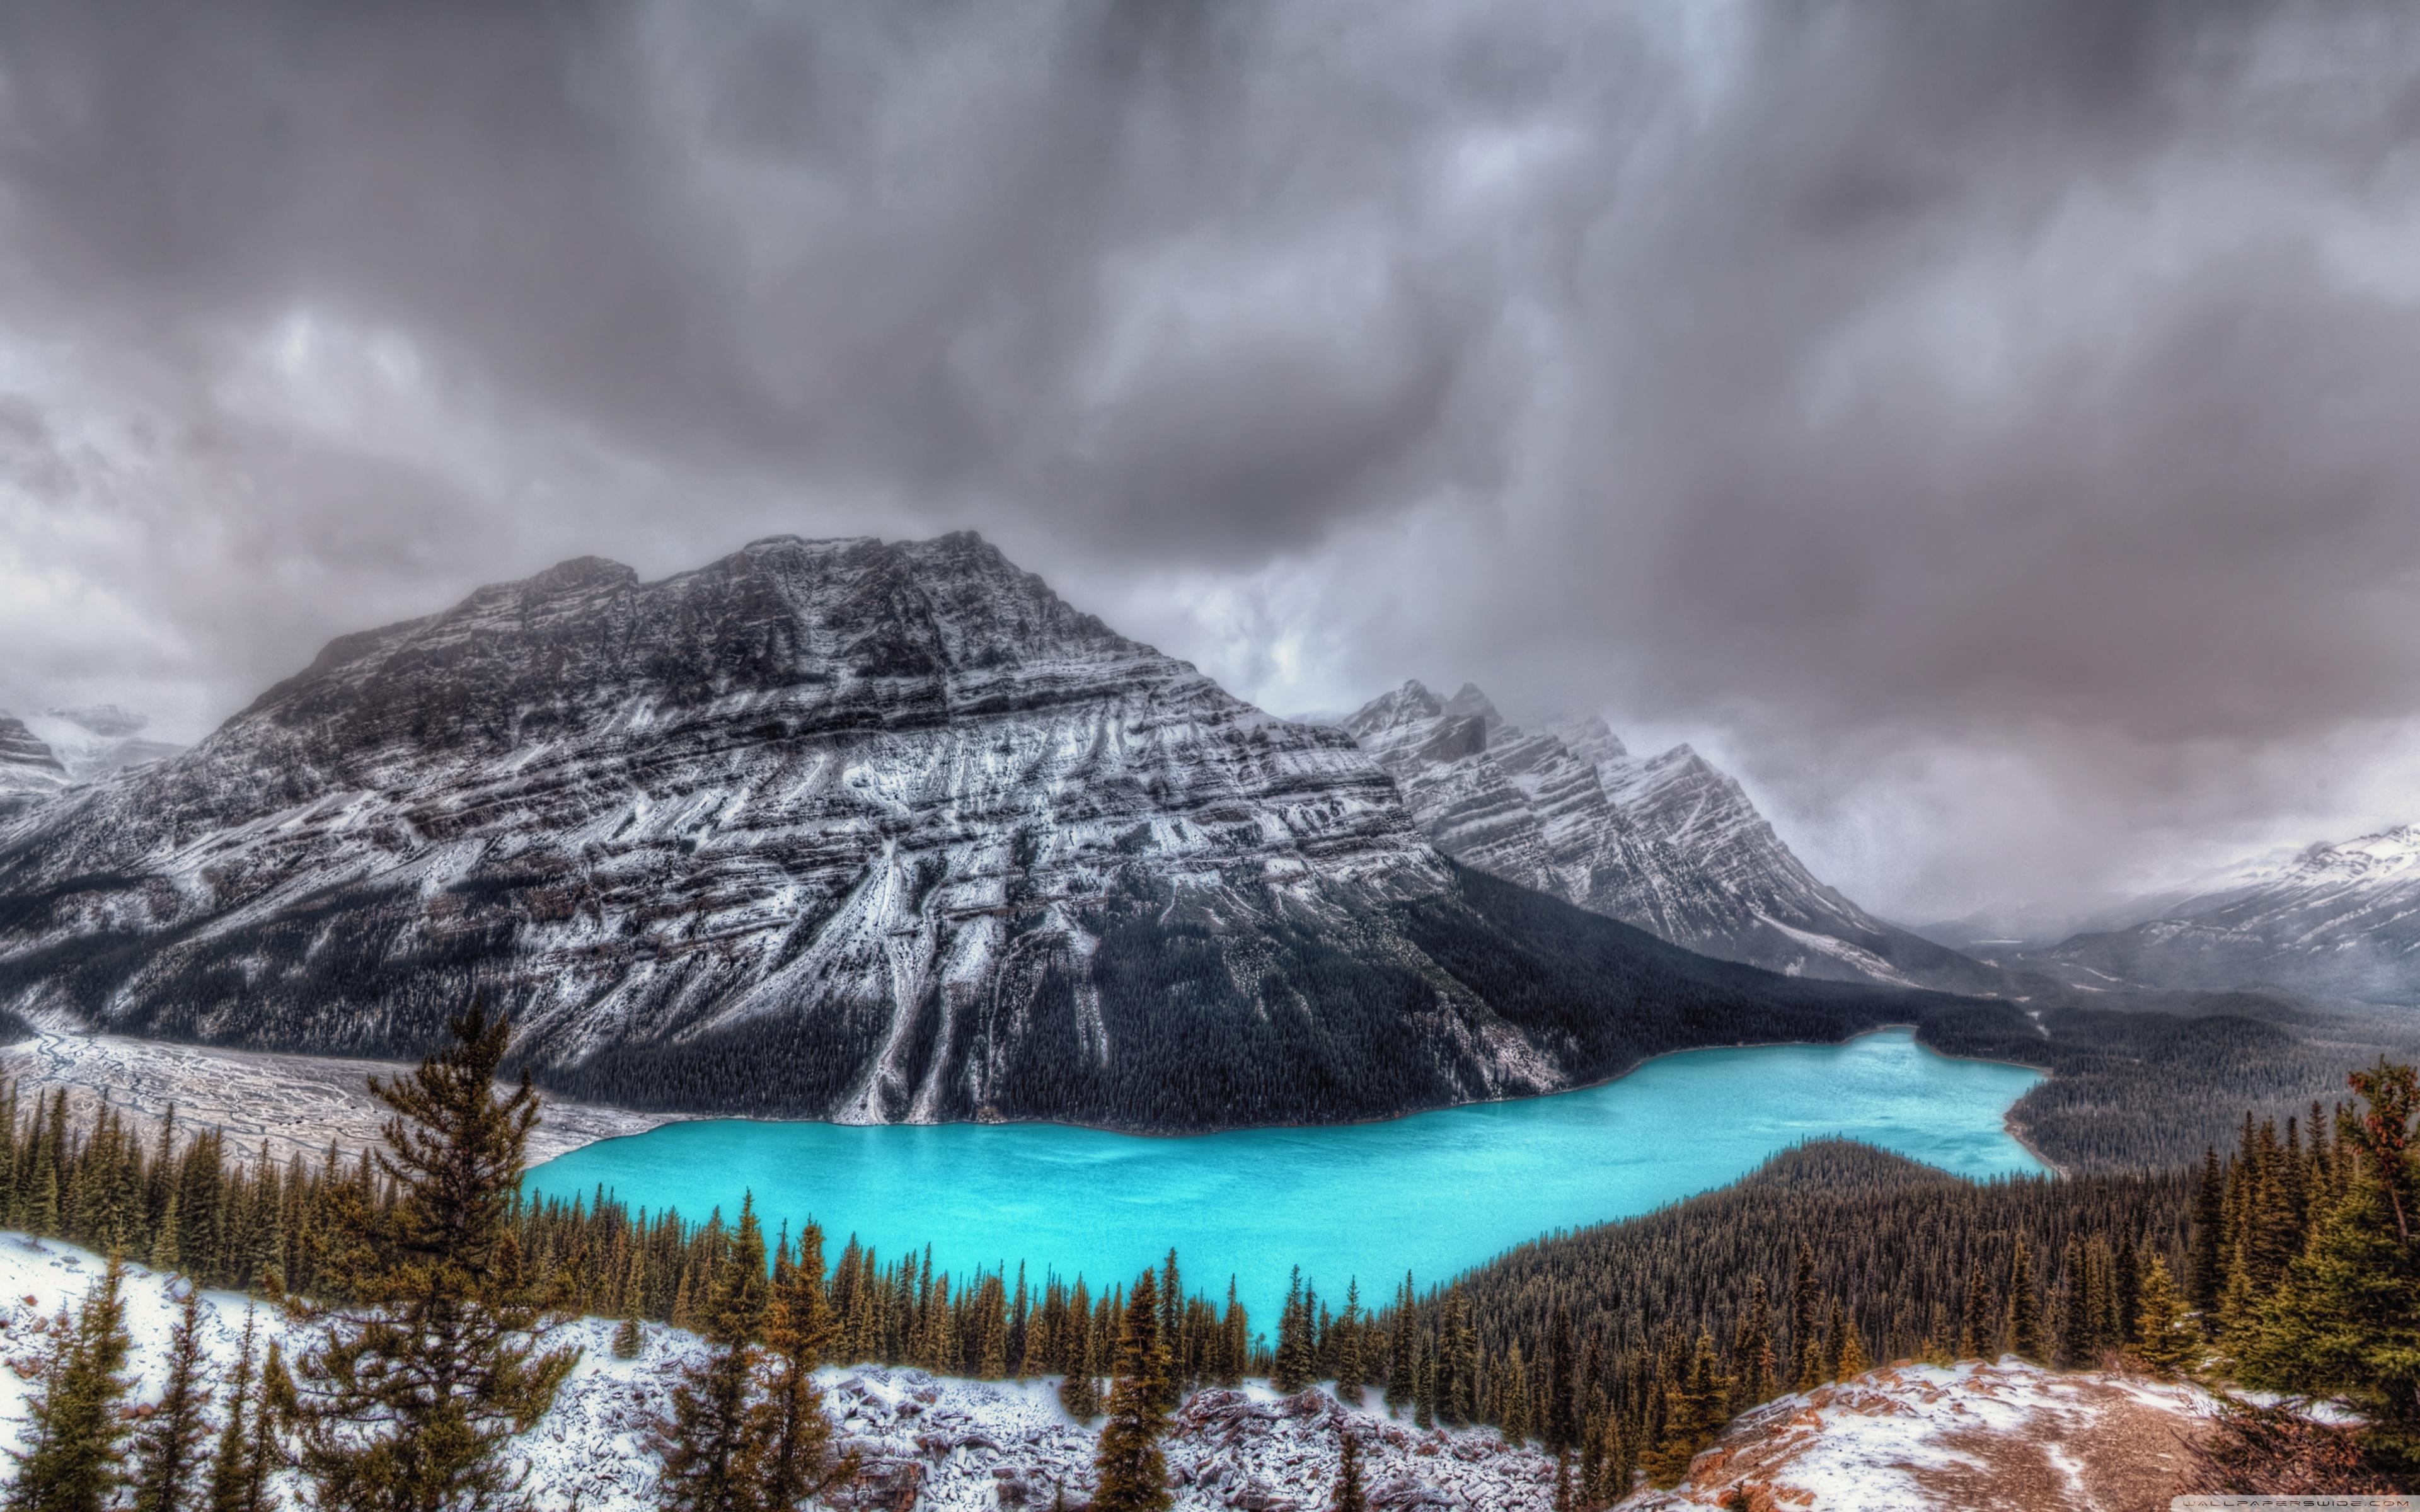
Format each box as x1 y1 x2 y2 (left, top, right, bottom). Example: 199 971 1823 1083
1385 1275 1415 1413
2003 1240 2044 1363
1960 1257 1994 1360
129 1283 214 1512
1092 1269 1173 1512
5 1259 136 1512
1328 1424 1365 1512
1218 1279 1247 1391
655 1195 773 1512
1058 1280 1101 1421
1729 1278 1775 1410
1334 1281 1364 1406
1834 1320 1869 1379
1272 1269 1312 1394
2130 1254 2194 1377
756 1220 858 1512
205 1309 261 1512
288 1005 578 1512
1499 1341 1532 1444
1787 1242 1819 1389
2187 1145 2227 1326
1642 1330 1726 1485
2238 1060 2420 1471
614 1249 648 1360
1542 1303 1577 1454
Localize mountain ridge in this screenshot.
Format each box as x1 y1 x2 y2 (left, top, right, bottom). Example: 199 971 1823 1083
1340 679 2005 996
2015 821 2420 1004
0 533 1956 1130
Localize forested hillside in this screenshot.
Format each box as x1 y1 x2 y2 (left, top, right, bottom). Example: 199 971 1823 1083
2 1027 2413 1500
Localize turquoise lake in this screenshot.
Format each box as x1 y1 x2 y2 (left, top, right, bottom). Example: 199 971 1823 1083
527 1028 2045 1320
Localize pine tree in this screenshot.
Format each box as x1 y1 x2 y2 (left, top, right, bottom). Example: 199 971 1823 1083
656 1195 773 1512
1820 1299 1847 1382
2186 1144 2227 1335
2130 1254 2194 1377
1960 1256 1994 1360
288 1005 579 1512
1329 1424 1365 1512
2056 1234 2092 1368
1272 1269 1312 1394
1835 1320 1870 1379
205 1310 260 1512
1092 1269 1173 1512
1542 1303 1577 1453
756 1219 859 1512
1788 1242 1819 1389
614 1248 648 1360
1385 1275 1415 1413
1500 1341 1533 1444
5 1259 136 1512
129 1283 214 1512
2238 1060 2420 1471
1642 1330 1727 1486
1730 1278 1775 1410
1334 1281 1364 1406
1219 1279 1247 1391
1058 1279 1101 1421
2004 1240 2044 1363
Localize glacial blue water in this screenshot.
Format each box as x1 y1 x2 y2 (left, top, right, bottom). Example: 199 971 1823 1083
526 1028 2044 1320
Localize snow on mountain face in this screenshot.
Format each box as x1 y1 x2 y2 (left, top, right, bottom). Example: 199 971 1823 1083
2032 822 2420 1004
18 704 185 782
0 533 1899 1130
0 715 69 827
1343 682 2002 995
0 706 183 830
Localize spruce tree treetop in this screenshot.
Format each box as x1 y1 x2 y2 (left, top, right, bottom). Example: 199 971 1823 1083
290 1004 579 1512
1092 1269 1173 1512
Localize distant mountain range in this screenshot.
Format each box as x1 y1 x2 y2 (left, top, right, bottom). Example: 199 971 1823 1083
1340 680 2005 995
0 534 1954 1129
0 705 183 822
2000 823 2420 1005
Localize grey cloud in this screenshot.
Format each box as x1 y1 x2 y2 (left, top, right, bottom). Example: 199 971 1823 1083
4 0 2420 918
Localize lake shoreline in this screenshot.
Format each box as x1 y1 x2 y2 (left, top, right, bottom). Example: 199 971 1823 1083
534 1019 2057 1156
0 1019 2058 1177
527 1031 2048 1320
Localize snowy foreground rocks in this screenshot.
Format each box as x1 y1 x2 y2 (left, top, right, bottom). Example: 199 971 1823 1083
1622 1360 2216 1512
0 1235 1556 1511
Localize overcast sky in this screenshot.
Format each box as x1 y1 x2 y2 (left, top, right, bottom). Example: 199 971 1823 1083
5 0 2420 927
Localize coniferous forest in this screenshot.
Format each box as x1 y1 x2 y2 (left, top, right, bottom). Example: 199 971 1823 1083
0 1014 2413 1503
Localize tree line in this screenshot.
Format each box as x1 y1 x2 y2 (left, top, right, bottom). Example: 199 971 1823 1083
2 1020 2414 1504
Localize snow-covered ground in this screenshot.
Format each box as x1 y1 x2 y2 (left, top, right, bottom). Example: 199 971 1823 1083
0 1028 681 1167
0 1234 1558 1510
1621 1360 2217 1512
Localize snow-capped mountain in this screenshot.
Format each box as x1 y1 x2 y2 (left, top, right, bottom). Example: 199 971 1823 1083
2027 823 2420 1004
0 706 183 827
1342 681 2002 994
18 704 185 782
0 534 1911 1128
0 714 69 821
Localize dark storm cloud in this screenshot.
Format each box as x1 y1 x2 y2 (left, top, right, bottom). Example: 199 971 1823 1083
4 0 2420 916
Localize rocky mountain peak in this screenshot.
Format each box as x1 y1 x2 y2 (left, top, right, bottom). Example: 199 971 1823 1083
0 716 66 778
1440 682 1503 728
1344 684 2003 994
